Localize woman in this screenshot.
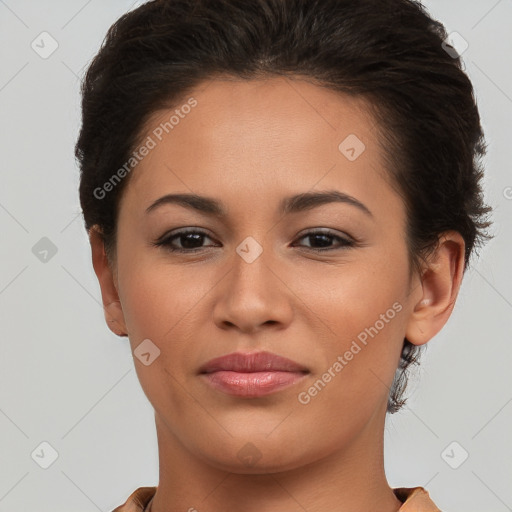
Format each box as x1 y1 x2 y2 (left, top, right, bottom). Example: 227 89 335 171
75 0 493 510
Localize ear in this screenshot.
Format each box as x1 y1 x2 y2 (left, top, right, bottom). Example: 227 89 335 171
89 225 128 337
405 231 465 346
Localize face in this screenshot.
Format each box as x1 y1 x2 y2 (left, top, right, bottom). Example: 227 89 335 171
106 76 423 472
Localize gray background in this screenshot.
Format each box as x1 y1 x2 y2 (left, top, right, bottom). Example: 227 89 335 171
0 1 511 511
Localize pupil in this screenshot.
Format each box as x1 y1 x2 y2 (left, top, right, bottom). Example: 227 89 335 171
182 233 203 248
311 234 331 247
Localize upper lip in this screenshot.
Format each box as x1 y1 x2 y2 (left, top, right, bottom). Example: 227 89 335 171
198 351 309 374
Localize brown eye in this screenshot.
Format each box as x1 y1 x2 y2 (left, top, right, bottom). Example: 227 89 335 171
152 229 218 253
294 230 355 252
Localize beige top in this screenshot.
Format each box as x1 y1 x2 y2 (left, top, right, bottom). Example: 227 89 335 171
112 486 441 511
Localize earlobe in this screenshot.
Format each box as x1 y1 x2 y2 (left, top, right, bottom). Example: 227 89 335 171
104 300 128 337
405 231 465 346
89 225 128 337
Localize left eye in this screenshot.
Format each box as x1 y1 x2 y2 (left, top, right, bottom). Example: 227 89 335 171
294 231 355 251
152 229 354 253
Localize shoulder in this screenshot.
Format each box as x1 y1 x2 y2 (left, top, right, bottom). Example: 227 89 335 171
394 487 442 511
111 486 157 512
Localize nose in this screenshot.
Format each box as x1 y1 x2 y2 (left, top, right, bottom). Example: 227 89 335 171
212 244 294 335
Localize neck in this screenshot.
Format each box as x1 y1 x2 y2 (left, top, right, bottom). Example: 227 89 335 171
149 410 402 512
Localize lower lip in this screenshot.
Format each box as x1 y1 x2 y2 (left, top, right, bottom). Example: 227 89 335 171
201 371 308 397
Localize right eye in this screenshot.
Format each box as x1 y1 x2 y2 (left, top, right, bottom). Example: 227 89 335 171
151 229 219 253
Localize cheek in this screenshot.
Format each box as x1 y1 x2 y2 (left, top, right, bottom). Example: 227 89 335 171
118 255 204 339
116 260 203 414
116 256 228 391
295 254 408 398
296 251 407 341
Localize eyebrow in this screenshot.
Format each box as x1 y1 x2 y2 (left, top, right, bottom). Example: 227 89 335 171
145 190 373 218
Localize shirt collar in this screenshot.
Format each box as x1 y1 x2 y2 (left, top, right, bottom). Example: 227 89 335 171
113 485 441 511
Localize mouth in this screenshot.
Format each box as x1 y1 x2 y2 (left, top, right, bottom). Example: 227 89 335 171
198 350 310 398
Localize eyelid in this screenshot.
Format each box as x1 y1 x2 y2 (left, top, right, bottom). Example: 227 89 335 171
294 227 355 242
155 227 214 243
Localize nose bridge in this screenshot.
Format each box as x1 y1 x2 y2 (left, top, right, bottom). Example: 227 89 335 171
230 234 277 304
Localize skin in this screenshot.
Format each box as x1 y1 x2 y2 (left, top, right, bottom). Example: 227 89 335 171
90 76 465 511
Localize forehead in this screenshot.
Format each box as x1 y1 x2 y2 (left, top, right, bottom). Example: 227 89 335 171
120 76 401 224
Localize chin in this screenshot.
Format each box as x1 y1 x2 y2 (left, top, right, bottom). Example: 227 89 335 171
186 427 333 476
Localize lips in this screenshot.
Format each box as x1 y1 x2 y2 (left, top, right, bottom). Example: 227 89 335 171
198 350 309 374
198 351 310 398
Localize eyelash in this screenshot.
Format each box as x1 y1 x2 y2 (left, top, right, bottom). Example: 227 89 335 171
152 228 356 254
